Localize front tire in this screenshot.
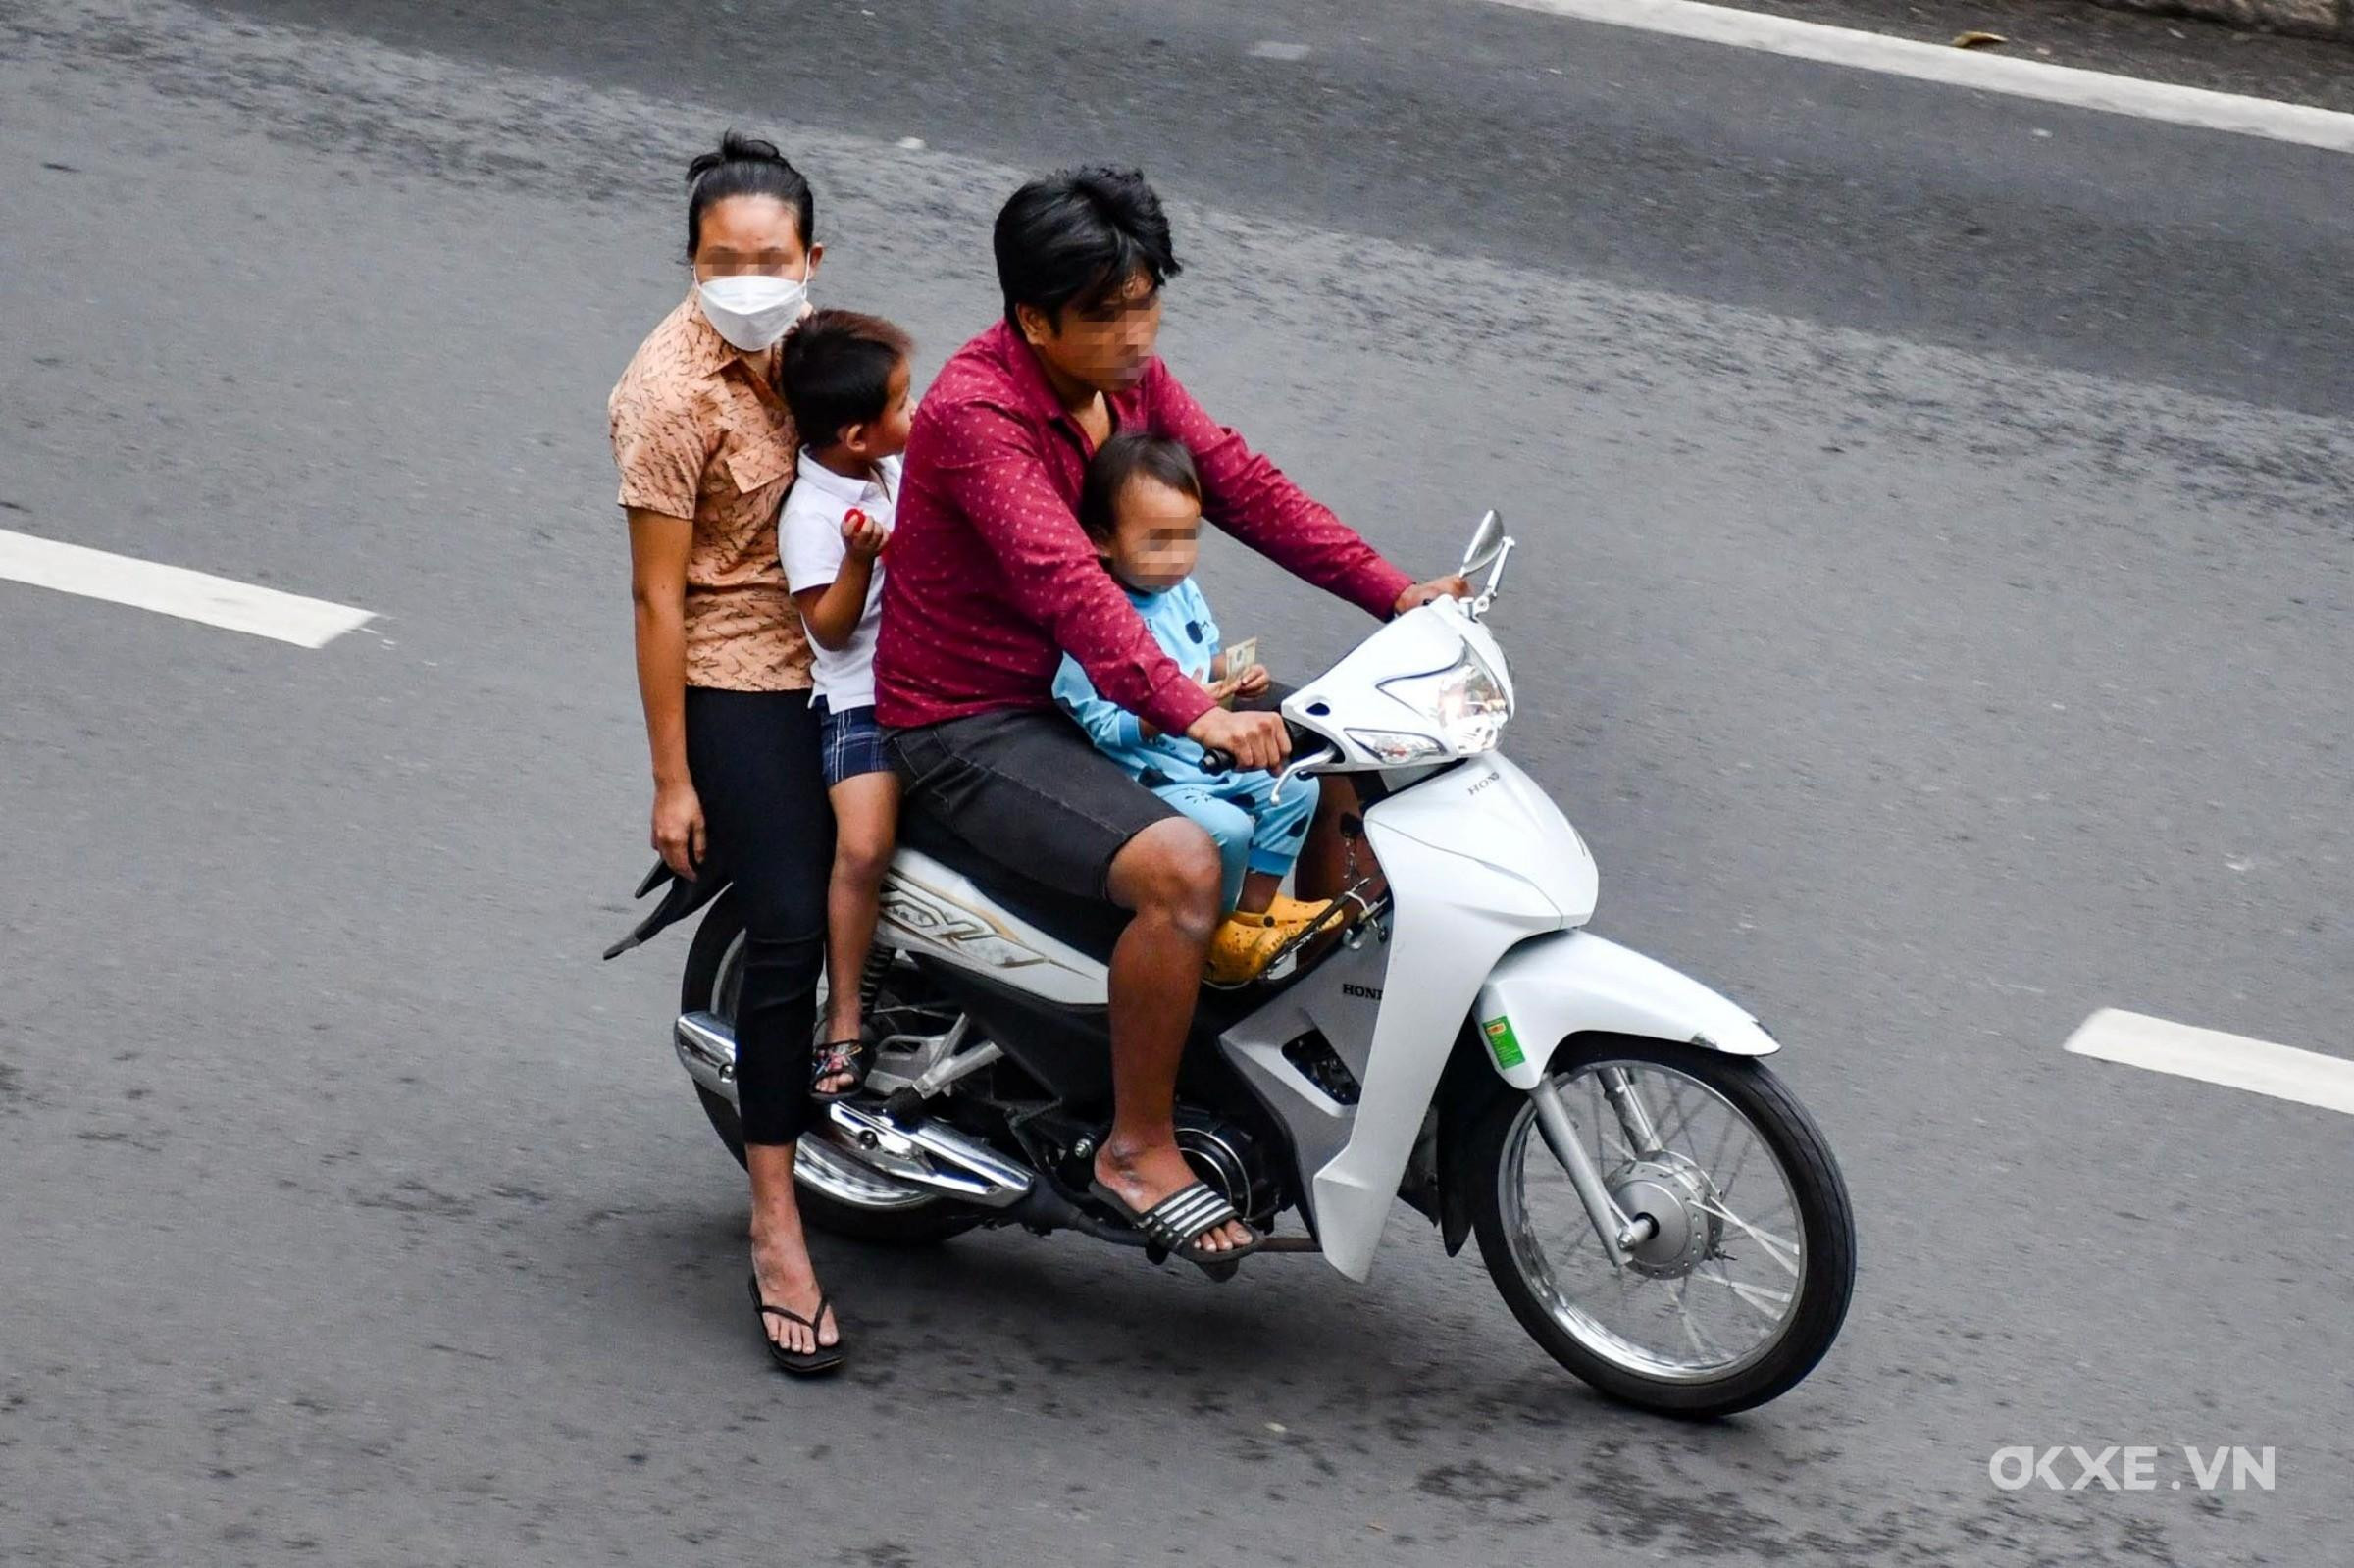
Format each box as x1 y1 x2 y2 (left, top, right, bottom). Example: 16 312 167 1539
1467 1036 1855 1418
682 892 979 1245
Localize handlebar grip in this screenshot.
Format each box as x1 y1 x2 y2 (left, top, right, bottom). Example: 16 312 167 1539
1197 746 1236 775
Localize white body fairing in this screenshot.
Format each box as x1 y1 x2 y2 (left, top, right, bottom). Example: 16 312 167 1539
878 852 1108 1008
1474 932 1779 1092
1274 754 1598 1281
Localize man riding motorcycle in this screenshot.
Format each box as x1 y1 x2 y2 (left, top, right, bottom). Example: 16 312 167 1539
873 166 1466 1272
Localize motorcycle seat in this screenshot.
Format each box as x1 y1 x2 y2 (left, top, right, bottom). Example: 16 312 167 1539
895 803 1132 965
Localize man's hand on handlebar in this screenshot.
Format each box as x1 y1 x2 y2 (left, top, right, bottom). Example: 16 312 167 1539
1394 575 1472 615
1188 705 1290 773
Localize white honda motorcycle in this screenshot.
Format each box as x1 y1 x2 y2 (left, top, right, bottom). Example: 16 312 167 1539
609 515 1855 1417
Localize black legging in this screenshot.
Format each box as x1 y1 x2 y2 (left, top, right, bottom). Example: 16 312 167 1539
685 686 833 1147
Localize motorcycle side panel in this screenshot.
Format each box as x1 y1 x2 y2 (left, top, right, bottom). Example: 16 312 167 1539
1304 761 1573 1281
1473 930 1779 1091
1216 926 1395 1226
878 851 1109 1008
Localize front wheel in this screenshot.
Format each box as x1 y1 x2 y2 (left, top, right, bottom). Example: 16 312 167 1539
1467 1036 1855 1417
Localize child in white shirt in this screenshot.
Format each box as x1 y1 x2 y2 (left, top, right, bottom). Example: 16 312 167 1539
778 309 914 1098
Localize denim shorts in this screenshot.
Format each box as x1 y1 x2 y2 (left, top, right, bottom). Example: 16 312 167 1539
815 698 892 788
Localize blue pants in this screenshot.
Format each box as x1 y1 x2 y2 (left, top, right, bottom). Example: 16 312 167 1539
1152 769 1315 912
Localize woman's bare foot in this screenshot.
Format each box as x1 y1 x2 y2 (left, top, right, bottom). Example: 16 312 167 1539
750 1234 838 1355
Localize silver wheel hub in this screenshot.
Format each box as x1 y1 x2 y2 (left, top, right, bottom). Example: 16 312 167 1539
1609 1151 1721 1279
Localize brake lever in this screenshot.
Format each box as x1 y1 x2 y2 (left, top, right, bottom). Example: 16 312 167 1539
1270 745 1340 805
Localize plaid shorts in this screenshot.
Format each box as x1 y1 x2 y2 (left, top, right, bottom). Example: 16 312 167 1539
815 698 891 788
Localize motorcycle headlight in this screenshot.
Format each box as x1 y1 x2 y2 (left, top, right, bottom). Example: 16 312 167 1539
1345 728 1446 765
1376 646 1512 756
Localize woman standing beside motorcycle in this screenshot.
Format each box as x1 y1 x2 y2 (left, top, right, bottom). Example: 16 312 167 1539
609 132 846 1374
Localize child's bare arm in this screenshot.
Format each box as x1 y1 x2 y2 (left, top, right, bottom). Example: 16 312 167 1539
794 508 889 651
794 560 873 652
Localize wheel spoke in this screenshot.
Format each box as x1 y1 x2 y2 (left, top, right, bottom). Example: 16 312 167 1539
1695 1198 1801 1276
1702 1093 1740 1185
1650 1075 1706 1152
1718 1126 1758 1204
1671 1276 1725 1361
1690 1261 1793 1319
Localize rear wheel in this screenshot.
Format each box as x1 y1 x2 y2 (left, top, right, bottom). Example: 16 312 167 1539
682 893 979 1245
1467 1035 1855 1417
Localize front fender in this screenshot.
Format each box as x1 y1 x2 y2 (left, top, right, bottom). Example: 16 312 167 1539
1472 931 1777 1088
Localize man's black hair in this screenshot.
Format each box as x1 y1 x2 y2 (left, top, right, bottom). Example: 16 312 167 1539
994 167 1183 333
779 310 913 450
685 130 815 259
1078 432 1201 542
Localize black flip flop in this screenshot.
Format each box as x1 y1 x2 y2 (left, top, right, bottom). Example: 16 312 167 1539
809 1037 871 1103
1088 1179 1262 1281
747 1273 844 1376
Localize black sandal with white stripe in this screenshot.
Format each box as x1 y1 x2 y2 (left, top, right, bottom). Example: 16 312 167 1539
1089 1179 1262 1280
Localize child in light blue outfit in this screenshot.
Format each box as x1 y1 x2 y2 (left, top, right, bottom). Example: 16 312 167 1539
1052 435 1332 982
1054 574 1314 912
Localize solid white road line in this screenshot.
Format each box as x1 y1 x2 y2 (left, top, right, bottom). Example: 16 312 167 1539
0 528 374 648
2066 1008 2354 1116
1480 0 2354 155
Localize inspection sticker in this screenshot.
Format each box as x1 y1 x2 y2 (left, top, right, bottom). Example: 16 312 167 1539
1483 1016 1525 1069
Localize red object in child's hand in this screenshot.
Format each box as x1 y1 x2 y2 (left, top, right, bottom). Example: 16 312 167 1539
841 506 891 560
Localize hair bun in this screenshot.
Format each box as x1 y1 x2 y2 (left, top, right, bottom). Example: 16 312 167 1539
686 129 789 185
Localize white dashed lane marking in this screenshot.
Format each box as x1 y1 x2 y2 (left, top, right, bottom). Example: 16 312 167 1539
0 528 375 648
1480 0 2354 155
2066 1008 2354 1117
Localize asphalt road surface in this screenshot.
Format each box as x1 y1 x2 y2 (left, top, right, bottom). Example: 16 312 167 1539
4 1 2350 1564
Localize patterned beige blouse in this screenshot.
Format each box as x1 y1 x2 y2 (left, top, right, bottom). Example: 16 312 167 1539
609 292 809 691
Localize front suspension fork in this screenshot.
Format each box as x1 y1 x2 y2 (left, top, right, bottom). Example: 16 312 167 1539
1527 1078 1659 1268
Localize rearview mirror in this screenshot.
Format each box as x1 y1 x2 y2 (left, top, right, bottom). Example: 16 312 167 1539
1458 510 1514 619
1460 510 1508 579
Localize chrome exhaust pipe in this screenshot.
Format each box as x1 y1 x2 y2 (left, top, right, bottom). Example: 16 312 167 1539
671 1011 1033 1209
820 1102 1033 1209
675 1010 736 1096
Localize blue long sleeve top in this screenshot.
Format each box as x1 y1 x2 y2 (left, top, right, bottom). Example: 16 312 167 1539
1051 577 1225 786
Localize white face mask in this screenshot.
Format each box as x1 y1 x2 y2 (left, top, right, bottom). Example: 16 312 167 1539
694 269 810 353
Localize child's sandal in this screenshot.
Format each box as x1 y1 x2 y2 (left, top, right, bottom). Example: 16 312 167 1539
1238 894 1338 930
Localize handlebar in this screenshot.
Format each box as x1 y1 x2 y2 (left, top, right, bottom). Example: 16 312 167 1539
1195 718 1315 778
1200 732 1341 809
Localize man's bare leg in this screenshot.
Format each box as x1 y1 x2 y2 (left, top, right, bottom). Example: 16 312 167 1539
1092 817 1253 1252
